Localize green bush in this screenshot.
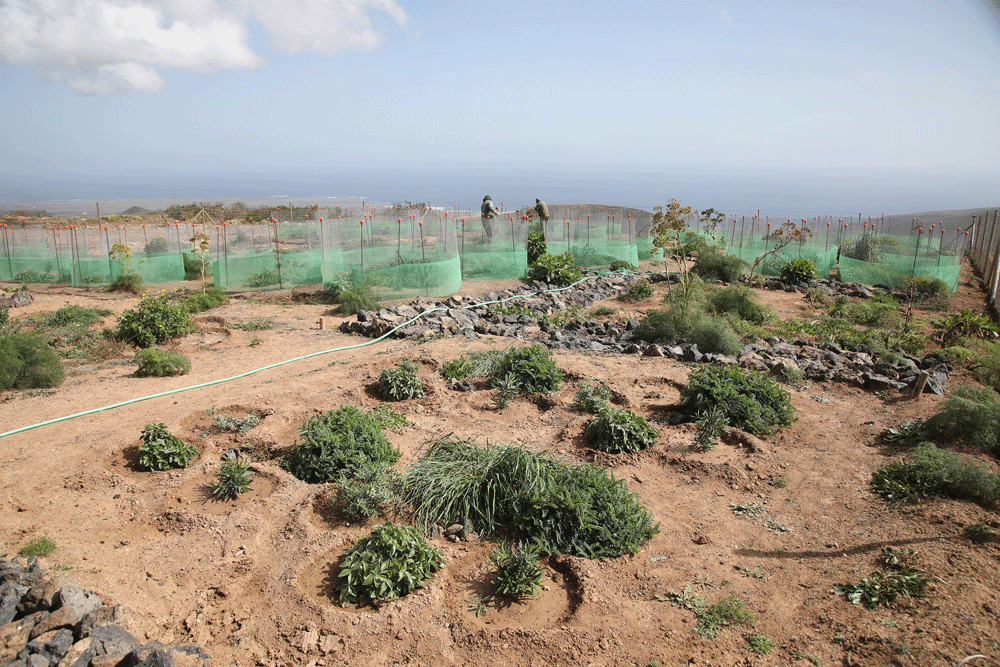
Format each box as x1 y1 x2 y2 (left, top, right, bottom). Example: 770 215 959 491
923 386 1000 455
694 596 756 639
182 252 208 281
0 333 65 390
910 275 949 295
623 280 653 301
932 309 999 347
208 459 254 500
633 305 743 356
965 520 995 544
518 462 660 559
441 356 475 380
138 423 197 471
530 252 581 287
488 542 544 600
834 567 929 608
871 442 1000 507
745 634 774 655
379 361 424 401
115 295 193 348
39 304 110 328
245 269 281 288
182 288 229 313
0 307 7 328
494 343 562 394
779 258 819 284
708 286 772 325
336 523 442 606
337 285 380 315
693 252 748 283
679 364 796 436
972 343 1000 392
329 462 401 520
571 379 613 413
585 407 657 454
18 536 56 558
608 260 636 272
144 236 169 254
211 412 261 433
282 405 403 483
107 272 144 295
527 231 547 265
133 348 190 377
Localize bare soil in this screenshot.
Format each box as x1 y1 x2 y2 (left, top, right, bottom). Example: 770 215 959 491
2 261 999 667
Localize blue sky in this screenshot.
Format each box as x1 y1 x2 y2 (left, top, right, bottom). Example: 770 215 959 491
1 0 998 214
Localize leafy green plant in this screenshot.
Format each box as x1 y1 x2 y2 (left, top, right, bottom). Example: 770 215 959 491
624 280 653 301
708 285 773 325
608 259 635 272
182 288 228 313
780 258 819 284
0 307 7 328
870 442 1000 507
530 252 582 287
208 459 254 500
923 385 1000 454
694 595 756 638
379 360 424 401
38 304 111 328
0 332 65 390
18 536 56 557
745 634 774 655
182 251 208 281
571 379 613 413
189 233 212 291
138 423 197 471
236 317 274 331
527 231 547 265
282 405 403 483
679 364 796 436
245 269 281 288
329 462 401 520
692 405 728 451
143 236 169 254
336 523 442 606
494 343 562 394
834 568 929 608
441 356 475 380
932 309 998 346
632 304 743 356
488 541 545 600
492 372 519 410
589 306 618 318
909 275 949 295
965 520 995 544
692 252 749 283
133 348 190 377
336 284 380 315
107 243 145 294
211 412 261 433
115 295 194 348
585 407 657 454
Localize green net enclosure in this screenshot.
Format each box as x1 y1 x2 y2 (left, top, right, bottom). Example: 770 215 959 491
544 212 640 268
210 220 322 290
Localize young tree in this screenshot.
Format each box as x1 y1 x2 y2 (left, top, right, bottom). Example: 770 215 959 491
699 208 727 247
651 198 697 301
190 233 211 293
747 221 812 285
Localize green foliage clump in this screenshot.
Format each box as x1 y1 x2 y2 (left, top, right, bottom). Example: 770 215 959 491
870 442 1000 507
336 284 381 315
608 260 635 272
571 379 613 413
329 462 400 520
115 295 193 348
834 567 929 608
209 459 254 500
182 288 229 313
909 275 949 295
143 236 169 254
923 385 1000 454
336 523 442 606
488 542 545 600
211 412 261 433
379 360 424 401
708 285 772 325
692 405 728 451
745 634 774 655
18 536 56 557
632 305 743 356
0 332 65 390
108 273 144 295
0 307 7 328
133 348 190 377
182 252 208 281
530 252 582 287
282 405 403 483
679 364 796 436
492 372 520 410
440 356 475 380
39 304 111 328
527 231 547 265
623 280 653 301
965 520 995 544
828 295 900 328
245 269 281 288
694 596 756 639
585 407 657 454
692 252 748 283
138 423 197 471
931 308 998 347
779 258 819 284
518 462 660 559
494 343 562 394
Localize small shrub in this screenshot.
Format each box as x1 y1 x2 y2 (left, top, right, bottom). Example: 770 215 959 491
692 252 748 283
282 405 402 483
245 269 280 288
585 407 657 454
329 462 400 520
107 272 143 295
932 309 998 346
623 280 653 301
133 348 190 377
0 332 65 390
608 260 635 272
679 364 796 436
571 379 613 413
589 306 617 318
115 295 193 348
212 412 261 433
527 231 547 265
708 285 772 325
236 317 273 331
745 634 774 655
143 236 169 254
779 258 819 284
694 596 756 639
138 423 197 471
208 459 254 500
441 356 475 380
692 405 727 452
923 385 1000 454
39 304 110 328
870 442 1000 507
633 305 743 356
182 252 207 281
495 344 562 394
492 372 519 410
489 542 545 600
18 536 56 557
183 288 229 313
834 567 929 608
909 275 949 295
965 520 995 544
336 523 442 606
337 285 380 315
379 361 423 401
0 307 7 327
530 252 582 287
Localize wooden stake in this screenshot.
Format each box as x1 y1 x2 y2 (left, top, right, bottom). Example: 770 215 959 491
912 370 931 399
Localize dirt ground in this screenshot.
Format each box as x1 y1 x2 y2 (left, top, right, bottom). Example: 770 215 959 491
2 261 999 667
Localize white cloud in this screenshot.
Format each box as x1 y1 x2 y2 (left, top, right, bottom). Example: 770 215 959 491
0 0 407 94
717 8 733 27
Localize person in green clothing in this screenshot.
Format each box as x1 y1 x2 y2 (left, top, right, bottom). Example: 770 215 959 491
481 195 500 242
534 198 550 233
